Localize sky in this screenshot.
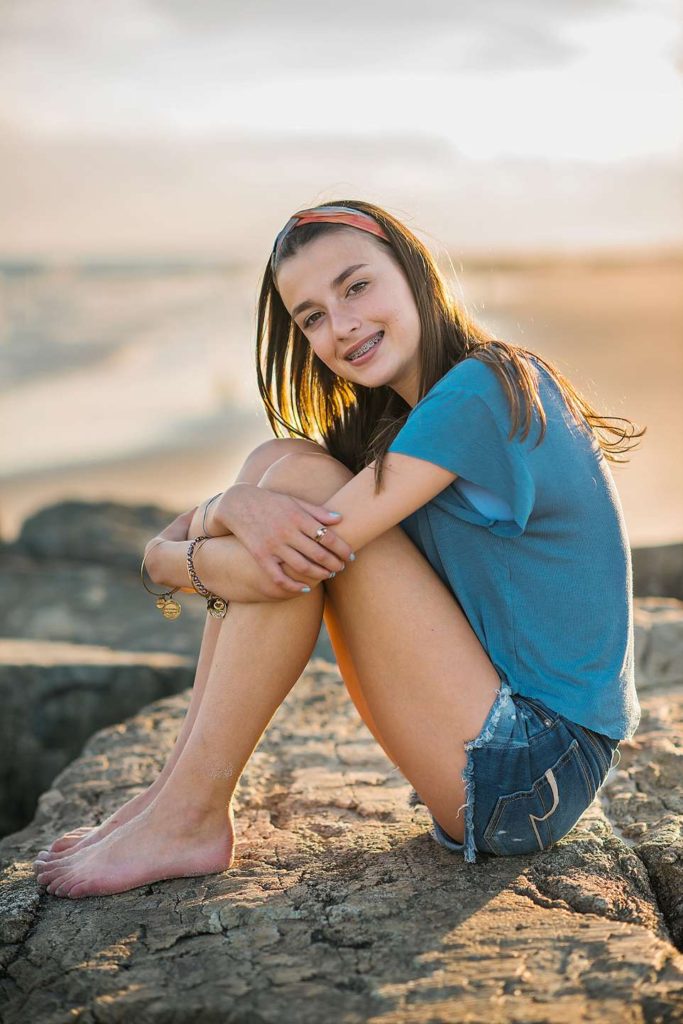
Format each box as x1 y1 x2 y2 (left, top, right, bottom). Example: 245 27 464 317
1 0 681 259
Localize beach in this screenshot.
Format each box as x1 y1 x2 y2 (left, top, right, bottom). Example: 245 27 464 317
1 251 681 546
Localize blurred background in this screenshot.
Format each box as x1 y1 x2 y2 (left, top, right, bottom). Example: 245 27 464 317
1 0 681 546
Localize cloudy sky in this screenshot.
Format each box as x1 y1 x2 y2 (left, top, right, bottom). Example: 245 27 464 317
1 0 681 259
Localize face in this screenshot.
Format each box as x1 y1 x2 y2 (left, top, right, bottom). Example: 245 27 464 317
275 229 422 407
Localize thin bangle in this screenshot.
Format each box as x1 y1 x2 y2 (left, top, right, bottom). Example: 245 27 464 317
202 493 222 535
140 539 177 597
140 538 182 620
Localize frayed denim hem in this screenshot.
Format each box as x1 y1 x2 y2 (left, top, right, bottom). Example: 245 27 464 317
407 679 514 863
458 680 514 862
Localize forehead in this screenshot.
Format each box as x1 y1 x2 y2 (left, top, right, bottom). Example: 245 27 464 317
275 229 388 311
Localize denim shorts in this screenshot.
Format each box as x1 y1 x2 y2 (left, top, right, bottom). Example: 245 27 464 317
429 679 621 863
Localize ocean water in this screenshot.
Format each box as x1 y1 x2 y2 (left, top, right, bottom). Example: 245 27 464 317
0 256 681 546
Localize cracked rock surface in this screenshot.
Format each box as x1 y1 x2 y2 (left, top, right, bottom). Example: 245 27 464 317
1 660 683 1023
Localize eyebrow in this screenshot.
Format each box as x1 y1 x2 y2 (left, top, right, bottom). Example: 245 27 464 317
291 264 369 320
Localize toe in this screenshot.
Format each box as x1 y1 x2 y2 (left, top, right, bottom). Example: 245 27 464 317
52 875 77 898
49 830 90 853
65 881 90 899
37 857 76 885
47 869 76 896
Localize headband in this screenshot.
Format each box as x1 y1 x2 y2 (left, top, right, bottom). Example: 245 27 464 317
270 205 390 274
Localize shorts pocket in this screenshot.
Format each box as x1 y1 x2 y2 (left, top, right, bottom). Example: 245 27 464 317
576 725 612 777
481 738 596 856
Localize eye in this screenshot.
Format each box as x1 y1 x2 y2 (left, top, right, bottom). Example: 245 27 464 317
301 281 368 330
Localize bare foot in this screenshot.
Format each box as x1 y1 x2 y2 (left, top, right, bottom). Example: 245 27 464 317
34 801 235 898
36 783 164 865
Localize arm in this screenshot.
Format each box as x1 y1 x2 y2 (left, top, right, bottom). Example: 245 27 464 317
147 534 286 604
313 452 457 553
147 453 457 603
187 493 231 540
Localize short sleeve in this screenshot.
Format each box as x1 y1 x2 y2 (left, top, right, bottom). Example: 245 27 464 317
387 378 537 537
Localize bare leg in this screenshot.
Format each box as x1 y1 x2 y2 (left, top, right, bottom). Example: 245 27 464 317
35 583 326 897
40 438 326 860
41 614 224 859
35 451 502 897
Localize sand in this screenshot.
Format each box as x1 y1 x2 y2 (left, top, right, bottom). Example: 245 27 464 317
1 253 681 547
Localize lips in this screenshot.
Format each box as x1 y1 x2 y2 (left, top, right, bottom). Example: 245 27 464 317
344 331 384 360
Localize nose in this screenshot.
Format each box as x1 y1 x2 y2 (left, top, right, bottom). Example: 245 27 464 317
328 304 361 339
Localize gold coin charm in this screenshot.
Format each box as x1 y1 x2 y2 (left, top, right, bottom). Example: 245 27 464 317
207 597 228 619
156 597 167 610
162 599 182 620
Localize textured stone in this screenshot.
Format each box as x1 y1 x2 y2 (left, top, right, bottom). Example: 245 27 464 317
634 598 683 690
598 684 683 949
632 542 683 601
1 660 682 1023
9 500 177 572
0 639 195 836
0 523 336 662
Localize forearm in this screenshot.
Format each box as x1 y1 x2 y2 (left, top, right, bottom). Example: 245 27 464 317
187 493 232 541
148 535 309 604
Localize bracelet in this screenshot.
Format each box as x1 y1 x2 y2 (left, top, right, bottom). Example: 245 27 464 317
140 539 182 620
186 536 228 619
202 493 222 535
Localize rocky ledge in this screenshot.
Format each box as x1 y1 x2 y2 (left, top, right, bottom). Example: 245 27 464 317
1 658 682 1023
0 503 682 1021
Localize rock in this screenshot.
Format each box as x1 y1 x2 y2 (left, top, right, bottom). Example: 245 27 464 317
1 660 682 1023
10 500 177 572
0 549 208 655
0 502 333 836
0 513 335 662
632 542 683 601
598 683 683 949
634 598 683 690
0 639 194 836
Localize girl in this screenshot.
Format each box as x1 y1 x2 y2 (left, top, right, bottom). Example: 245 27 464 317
35 201 644 898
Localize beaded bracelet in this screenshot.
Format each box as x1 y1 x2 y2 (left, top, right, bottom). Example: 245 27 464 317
186 536 228 619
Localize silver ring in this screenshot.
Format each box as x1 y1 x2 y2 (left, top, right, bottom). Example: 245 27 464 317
328 571 336 579
315 526 328 541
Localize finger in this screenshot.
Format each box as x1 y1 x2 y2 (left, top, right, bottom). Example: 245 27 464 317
317 529 355 565
280 543 339 580
266 556 312 593
294 504 354 562
289 532 347 574
296 499 343 522
280 560 319 589
300 524 351 570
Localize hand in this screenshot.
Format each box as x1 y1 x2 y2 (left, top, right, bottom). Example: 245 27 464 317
143 507 198 585
215 483 354 592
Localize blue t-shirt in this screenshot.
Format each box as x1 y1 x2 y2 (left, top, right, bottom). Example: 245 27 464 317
387 355 640 741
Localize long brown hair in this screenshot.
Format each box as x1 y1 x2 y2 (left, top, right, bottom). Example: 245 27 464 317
256 199 645 493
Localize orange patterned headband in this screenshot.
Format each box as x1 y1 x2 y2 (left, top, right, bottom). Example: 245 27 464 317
271 205 390 273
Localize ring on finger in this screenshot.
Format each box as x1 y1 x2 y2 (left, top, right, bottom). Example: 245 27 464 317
314 526 328 541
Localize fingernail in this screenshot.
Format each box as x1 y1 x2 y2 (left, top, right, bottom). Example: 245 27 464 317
349 553 356 561
328 511 341 517
301 586 311 592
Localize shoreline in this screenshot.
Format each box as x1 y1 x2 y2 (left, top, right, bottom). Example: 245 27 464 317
1 443 680 550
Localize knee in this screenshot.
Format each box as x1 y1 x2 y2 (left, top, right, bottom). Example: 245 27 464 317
241 437 329 481
258 451 354 499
